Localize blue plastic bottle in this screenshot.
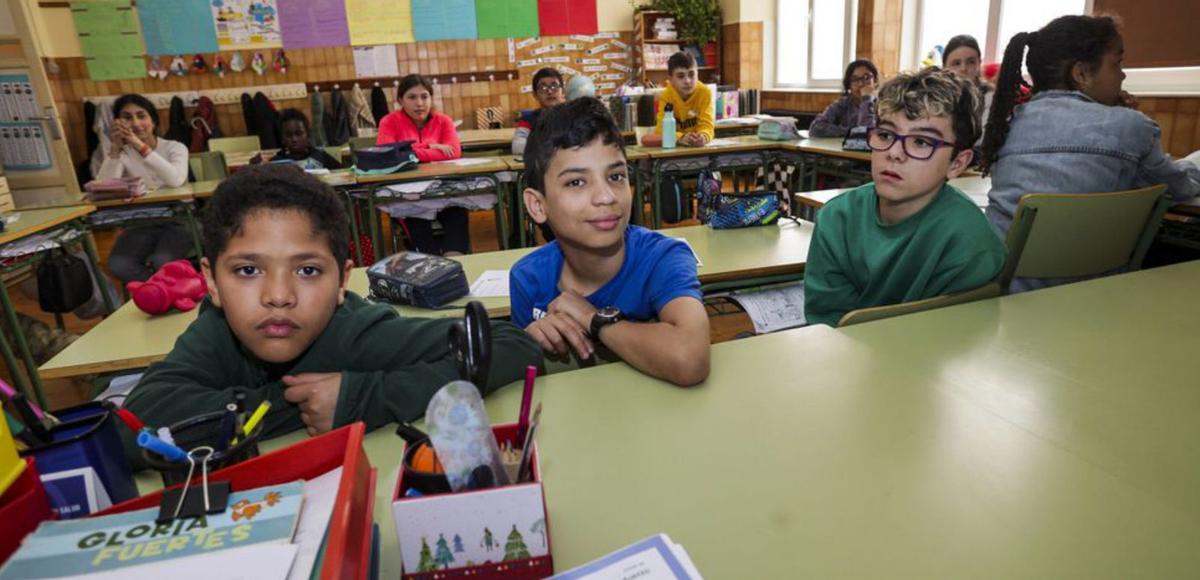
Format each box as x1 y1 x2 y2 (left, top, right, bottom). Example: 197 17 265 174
662 104 677 149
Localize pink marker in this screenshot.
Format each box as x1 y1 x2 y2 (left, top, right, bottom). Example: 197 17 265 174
516 366 537 446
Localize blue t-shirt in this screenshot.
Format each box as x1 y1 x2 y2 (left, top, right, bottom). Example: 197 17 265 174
509 226 702 329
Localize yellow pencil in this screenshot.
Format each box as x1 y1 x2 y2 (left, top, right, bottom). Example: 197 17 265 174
233 401 271 445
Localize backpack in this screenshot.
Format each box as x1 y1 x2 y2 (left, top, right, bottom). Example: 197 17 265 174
698 172 783 229
37 248 94 313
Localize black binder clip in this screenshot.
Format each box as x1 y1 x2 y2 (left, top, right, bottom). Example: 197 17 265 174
157 446 231 524
448 301 492 387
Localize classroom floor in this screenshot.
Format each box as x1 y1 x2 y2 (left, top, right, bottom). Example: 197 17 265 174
6 210 754 412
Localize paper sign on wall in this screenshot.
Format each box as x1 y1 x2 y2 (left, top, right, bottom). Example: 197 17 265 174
211 0 283 50
353 45 399 78
476 0 538 39
70 0 144 81
538 0 597 36
346 0 414 45
278 0 350 48
137 0 219 56
413 0 477 41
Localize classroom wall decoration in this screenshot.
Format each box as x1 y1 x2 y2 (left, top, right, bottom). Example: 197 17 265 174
475 0 539 40
277 0 350 49
69 0 144 81
211 0 283 50
345 0 415 45
538 0 598 36
137 0 219 56
411 0 477 42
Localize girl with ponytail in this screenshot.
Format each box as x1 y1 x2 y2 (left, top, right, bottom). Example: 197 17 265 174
982 15 1200 290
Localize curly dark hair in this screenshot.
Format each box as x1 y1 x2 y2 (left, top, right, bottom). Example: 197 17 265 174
203 164 350 276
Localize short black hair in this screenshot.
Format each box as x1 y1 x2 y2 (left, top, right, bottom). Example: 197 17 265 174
279 108 310 131
841 59 879 94
531 67 563 91
203 164 350 275
112 94 159 129
667 51 696 73
524 97 625 193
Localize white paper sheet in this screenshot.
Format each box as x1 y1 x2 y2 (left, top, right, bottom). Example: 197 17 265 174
470 270 510 297
352 45 399 79
430 157 495 167
286 467 343 580
60 544 299 580
729 283 807 334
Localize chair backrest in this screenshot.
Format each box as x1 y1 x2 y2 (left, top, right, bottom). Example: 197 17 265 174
837 282 1003 327
208 136 262 154
998 185 1169 288
349 136 377 151
188 151 228 182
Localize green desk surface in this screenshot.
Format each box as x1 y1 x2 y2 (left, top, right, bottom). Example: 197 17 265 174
40 221 814 379
137 260 1200 578
355 158 512 185
785 137 873 161
0 205 95 246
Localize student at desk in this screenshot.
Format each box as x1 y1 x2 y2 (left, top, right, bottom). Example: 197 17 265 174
120 165 541 467
641 52 714 148
512 98 710 386
981 15 1200 291
251 108 342 170
512 68 566 157
804 68 1006 327
377 74 469 256
93 93 191 284
809 60 879 138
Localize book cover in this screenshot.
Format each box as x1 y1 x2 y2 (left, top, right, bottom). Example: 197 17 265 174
0 481 304 579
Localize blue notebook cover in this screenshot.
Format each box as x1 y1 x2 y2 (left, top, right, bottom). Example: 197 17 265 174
0 482 303 579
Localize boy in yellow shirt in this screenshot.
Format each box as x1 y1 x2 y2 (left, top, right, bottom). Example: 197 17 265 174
643 52 714 147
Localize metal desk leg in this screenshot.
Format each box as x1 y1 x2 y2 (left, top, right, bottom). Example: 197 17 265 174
181 202 204 259
79 229 116 314
0 281 46 408
367 190 382 257
631 163 644 227
492 176 510 251
0 318 32 405
344 191 364 265
652 162 663 229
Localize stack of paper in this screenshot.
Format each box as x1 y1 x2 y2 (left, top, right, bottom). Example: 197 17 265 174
550 534 702 580
83 177 147 201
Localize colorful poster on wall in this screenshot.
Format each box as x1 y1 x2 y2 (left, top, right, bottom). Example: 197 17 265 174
70 1 145 81
345 0 415 45
538 0 597 36
475 0 538 39
211 0 283 50
412 0 477 41
278 0 349 48
138 0 219 56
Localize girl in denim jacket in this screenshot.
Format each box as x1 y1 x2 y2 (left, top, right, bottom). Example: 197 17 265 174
982 15 1200 248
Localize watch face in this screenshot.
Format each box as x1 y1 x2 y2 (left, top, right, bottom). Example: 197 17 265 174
598 306 621 319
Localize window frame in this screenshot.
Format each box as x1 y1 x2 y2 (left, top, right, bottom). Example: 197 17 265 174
775 0 860 90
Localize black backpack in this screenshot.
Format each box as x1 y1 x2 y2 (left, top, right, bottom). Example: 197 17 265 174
37 248 94 313
661 173 699 224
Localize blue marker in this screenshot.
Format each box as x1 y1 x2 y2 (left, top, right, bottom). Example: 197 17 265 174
137 430 188 462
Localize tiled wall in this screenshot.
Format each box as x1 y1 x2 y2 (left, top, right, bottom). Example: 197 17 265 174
48 34 634 164
722 21 763 89
759 90 839 113
856 0 904 77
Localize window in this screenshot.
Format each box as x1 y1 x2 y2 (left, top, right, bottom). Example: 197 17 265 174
905 0 1088 68
776 0 859 88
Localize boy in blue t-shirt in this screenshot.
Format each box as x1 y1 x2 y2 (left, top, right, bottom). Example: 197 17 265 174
510 98 710 386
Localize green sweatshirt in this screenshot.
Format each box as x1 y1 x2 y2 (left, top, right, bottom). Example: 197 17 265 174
121 292 542 468
804 182 1007 327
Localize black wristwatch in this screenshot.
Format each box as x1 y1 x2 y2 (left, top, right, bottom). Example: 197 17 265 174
590 306 624 338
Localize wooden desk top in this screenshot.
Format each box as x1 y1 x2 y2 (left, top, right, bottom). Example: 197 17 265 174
41 222 813 379
784 137 873 162
159 261 1200 578
639 135 777 159
795 175 991 209
0 205 96 246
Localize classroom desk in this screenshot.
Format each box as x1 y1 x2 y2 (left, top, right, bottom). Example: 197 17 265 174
638 136 779 228
40 221 814 380
794 175 992 214
134 260 1200 578
1173 196 1200 217
0 205 105 408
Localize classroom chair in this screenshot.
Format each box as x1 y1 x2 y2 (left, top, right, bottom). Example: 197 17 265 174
188 151 228 182
997 185 1170 289
837 282 1004 327
208 135 262 154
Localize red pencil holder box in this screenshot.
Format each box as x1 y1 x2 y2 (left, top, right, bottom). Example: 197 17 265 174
0 458 55 566
393 422 552 579
94 422 378 580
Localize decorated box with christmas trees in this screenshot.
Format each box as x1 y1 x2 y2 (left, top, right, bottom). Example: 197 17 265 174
392 423 552 579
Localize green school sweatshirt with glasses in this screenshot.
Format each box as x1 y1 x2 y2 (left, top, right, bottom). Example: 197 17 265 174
804 182 1007 327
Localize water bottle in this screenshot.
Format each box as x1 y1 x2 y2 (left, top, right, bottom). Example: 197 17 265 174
662 104 677 149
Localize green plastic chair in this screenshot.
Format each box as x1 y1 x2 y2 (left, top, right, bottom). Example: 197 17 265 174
837 282 1003 327
997 184 1170 289
188 151 228 182
208 135 262 154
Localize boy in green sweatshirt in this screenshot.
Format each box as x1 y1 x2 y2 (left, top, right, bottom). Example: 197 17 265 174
121 165 541 464
804 67 1007 327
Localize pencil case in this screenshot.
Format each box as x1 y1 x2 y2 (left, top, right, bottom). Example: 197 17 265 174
367 251 469 309
141 410 264 487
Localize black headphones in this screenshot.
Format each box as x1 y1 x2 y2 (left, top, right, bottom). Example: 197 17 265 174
448 301 491 387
